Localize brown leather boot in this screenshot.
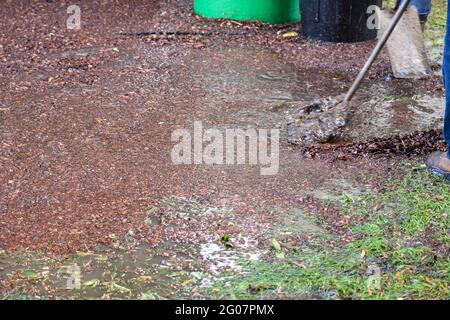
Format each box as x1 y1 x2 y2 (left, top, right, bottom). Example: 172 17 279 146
419 15 428 32
426 151 450 180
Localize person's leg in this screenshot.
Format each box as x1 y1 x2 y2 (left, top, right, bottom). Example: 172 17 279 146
410 0 432 17
427 1 450 179
401 0 432 24
443 1 450 158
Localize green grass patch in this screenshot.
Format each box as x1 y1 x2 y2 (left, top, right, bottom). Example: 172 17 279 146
212 169 449 300
425 0 447 47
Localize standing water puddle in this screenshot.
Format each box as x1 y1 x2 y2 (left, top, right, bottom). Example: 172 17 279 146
345 85 445 141
183 47 444 144
0 244 201 299
186 47 347 134
0 197 263 300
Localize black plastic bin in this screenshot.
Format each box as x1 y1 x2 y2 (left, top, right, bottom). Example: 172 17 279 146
300 0 383 43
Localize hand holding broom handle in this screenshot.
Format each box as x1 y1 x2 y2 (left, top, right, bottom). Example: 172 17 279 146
343 0 411 103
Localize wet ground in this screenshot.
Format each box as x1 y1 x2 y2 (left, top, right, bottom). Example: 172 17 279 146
0 0 447 299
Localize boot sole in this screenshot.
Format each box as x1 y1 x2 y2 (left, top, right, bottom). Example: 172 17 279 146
427 166 450 180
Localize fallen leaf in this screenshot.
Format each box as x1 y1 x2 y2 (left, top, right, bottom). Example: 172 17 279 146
272 239 282 251
219 235 234 249
282 31 298 38
22 270 41 280
84 279 100 288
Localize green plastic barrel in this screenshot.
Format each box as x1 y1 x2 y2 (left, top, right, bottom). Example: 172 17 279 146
194 0 300 24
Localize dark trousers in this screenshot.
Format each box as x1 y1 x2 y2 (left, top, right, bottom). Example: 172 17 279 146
401 0 432 16
445 1 450 157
